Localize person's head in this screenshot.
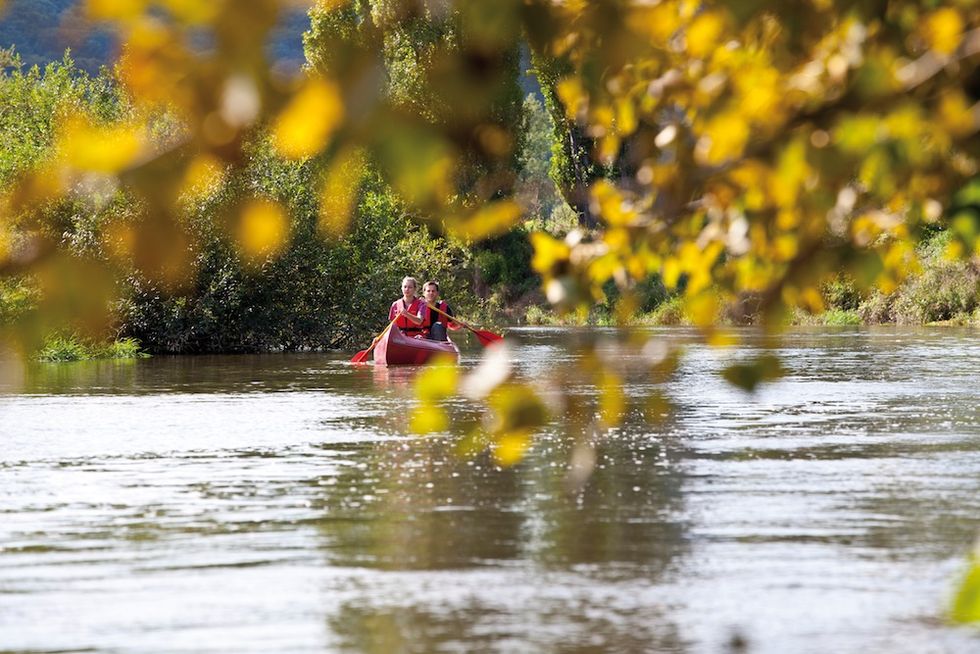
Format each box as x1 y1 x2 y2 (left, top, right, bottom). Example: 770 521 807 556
422 281 440 302
401 276 418 299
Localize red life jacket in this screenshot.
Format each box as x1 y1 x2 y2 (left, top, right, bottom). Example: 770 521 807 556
420 301 452 329
390 297 424 332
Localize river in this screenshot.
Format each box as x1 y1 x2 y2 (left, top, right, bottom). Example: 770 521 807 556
1 327 979 653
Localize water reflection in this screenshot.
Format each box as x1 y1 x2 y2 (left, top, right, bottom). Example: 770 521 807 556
2 327 980 652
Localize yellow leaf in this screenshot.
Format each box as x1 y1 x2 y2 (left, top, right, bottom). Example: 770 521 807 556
721 353 784 392
237 199 288 261
799 286 825 313
454 200 523 241
598 372 625 428
922 8 963 56
494 430 531 466
85 0 146 20
591 180 636 227
938 91 976 137
60 118 143 173
944 239 965 261
662 257 681 289
686 292 718 327
319 146 365 238
556 77 587 119
588 252 620 285
530 232 570 275
410 406 450 435
414 355 459 402
686 11 726 59
626 4 680 44
616 98 638 135
180 154 225 199
272 78 344 159
774 234 798 261
697 110 749 164
160 0 218 23
952 560 980 623
735 65 780 122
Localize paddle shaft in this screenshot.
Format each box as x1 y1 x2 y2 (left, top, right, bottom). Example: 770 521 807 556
425 303 502 343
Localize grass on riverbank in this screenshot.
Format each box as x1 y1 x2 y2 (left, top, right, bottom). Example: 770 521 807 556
37 335 150 362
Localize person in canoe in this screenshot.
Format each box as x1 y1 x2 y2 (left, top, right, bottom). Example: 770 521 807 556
389 276 425 337
419 280 460 341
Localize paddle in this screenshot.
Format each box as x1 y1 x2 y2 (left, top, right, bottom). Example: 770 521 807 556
351 318 397 363
426 303 503 347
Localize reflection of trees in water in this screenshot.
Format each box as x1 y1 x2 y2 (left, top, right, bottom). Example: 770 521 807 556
312 388 690 650
328 599 686 654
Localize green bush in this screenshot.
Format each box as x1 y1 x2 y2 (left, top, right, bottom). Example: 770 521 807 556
475 250 505 287
890 258 979 324
97 337 150 359
822 309 862 326
642 296 686 326
37 334 149 361
821 275 861 311
37 335 90 362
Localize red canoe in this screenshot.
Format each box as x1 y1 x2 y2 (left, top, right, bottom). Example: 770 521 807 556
374 324 460 366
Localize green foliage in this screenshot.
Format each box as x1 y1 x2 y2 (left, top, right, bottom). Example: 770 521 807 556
643 296 686 326
528 50 601 225
0 50 126 184
0 276 37 325
821 276 861 312
473 227 536 298
858 231 980 325
36 333 148 362
121 156 471 353
37 334 89 362
821 309 862 326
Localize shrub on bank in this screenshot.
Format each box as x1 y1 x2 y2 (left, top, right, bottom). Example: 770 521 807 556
822 309 862 326
37 334 149 362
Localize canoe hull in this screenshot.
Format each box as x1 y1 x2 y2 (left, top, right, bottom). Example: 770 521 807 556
374 324 459 366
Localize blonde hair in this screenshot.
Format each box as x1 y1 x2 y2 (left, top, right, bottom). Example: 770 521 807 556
401 276 418 291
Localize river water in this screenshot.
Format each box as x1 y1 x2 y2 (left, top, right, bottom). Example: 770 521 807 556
1 327 979 653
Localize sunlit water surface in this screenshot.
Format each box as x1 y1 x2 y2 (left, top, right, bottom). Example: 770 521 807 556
2 327 979 653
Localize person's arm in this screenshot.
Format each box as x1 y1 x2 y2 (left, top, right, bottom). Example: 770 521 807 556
444 303 462 329
400 301 423 325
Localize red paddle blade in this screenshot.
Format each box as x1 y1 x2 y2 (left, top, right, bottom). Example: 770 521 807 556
350 348 370 363
473 330 503 346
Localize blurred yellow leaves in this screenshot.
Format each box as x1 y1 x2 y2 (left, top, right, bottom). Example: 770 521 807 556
318 146 365 238
85 0 146 21
530 232 570 276
272 78 344 159
452 200 523 241
697 111 749 165
58 118 144 174
236 199 288 261
952 554 980 623
486 383 548 465
922 8 964 56
686 11 726 59
721 353 784 392
494 431 532 467
409 355 459 435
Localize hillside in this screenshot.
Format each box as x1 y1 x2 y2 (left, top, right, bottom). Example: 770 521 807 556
0 0 308 72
